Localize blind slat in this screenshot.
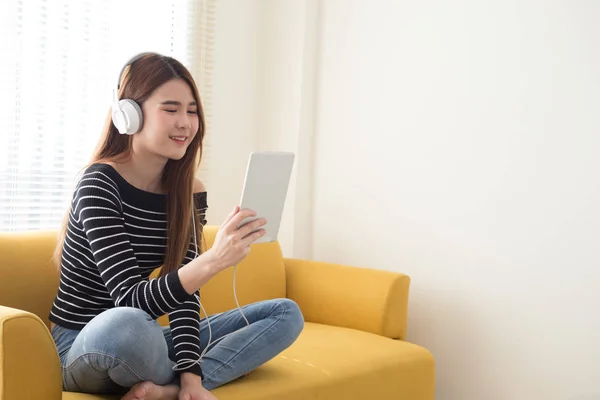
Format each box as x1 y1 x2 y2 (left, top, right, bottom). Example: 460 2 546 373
0 0 215 232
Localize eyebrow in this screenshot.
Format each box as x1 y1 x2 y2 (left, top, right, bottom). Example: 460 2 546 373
160 100 197 106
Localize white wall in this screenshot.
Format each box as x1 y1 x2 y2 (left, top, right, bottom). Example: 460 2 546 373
207 0 319 257
311 1 600 399
252 0 305 257
203 0 261 225
208 1 600 398
254 0 321 258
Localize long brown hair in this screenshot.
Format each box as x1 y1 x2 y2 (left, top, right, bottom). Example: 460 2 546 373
53 52 205 277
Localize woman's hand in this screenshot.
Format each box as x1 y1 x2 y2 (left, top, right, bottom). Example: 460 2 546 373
179 373 218 400
205 206 267 271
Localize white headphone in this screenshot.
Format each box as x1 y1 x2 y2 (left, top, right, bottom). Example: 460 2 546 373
172 207 250 372
111 52 149 135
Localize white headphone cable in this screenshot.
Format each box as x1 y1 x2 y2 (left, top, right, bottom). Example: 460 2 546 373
172 210 250 372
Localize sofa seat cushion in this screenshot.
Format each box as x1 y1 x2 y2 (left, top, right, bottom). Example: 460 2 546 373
62 322 434 400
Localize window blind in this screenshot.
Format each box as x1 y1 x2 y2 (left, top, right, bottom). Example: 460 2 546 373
0 0 215 232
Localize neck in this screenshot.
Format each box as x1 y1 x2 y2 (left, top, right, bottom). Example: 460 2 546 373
121 154 167 194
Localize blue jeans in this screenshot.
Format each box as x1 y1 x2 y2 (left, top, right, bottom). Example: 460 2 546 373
51 298 304 394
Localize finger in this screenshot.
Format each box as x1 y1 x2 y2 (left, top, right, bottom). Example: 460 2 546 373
221 206 240 228
238 217 266 238
241 228 266 246
226 209 257 231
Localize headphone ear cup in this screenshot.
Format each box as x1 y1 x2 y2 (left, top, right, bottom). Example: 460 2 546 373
117 99 143 135
111 101 127 134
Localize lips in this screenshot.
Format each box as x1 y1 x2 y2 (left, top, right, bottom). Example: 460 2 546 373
169 136 188 143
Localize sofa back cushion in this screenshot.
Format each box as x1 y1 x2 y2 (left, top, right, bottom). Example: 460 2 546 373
0 231 60 327
0 226 286 327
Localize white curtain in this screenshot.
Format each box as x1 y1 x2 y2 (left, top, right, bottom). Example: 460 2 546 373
0 0 215 231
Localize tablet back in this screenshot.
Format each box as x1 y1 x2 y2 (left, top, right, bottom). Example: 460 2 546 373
239 151 295 243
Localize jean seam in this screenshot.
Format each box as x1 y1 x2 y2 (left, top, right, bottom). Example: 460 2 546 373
203 301 288 381
62 350 148 382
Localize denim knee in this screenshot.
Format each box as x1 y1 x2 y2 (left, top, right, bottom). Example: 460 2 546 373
74 307 173 384
276 299 305 339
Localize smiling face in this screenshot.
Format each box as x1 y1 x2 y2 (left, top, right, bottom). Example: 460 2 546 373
132 78 200 161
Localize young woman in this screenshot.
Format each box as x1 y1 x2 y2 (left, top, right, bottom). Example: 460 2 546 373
48 52 304 400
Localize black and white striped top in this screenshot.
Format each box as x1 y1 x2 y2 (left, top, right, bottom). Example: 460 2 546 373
49 162 207 377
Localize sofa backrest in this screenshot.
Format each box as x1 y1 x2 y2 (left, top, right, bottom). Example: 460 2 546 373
0 226 287 328
0 231 60 328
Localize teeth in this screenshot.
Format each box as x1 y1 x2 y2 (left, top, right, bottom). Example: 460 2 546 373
170 136 186 141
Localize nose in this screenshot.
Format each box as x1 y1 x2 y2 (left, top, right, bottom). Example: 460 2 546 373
177 113 192 130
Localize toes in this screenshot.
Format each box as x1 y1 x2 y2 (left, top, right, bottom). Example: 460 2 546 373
121 382 147 400
120 389 137 400
134 382 150 399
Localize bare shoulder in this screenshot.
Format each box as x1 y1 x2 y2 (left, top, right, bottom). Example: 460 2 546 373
193 177 206 193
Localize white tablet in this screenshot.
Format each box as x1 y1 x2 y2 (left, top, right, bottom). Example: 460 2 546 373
238 151 295 243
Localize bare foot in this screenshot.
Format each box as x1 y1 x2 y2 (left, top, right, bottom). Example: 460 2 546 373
121 381 179 400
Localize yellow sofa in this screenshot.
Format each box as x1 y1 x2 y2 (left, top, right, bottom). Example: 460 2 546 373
0 226 434 400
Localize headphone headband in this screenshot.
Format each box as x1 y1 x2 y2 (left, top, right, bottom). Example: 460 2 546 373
116 51 158 89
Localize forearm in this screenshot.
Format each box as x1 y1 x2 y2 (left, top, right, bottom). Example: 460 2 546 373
178 249 222 295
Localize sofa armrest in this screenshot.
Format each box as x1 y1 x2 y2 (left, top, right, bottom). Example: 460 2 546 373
284 258 410 340
0 306 62 400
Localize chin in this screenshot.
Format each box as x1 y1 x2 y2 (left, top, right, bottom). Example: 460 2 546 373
166 153 186 161
153 142 191 161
